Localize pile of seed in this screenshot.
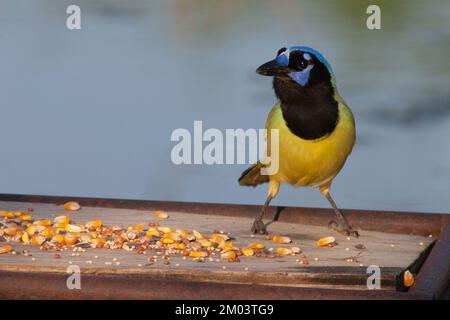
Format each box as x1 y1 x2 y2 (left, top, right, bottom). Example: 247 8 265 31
0 205 310 264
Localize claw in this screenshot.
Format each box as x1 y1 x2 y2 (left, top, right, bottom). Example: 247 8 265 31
329 220 359 238
251 219 267 235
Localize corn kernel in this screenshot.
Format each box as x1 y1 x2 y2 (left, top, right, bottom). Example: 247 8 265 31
193 230 204 239
220 241 238 251
272 235 292 244
175 229 190 238
248 242 265 249
52 234 65 243
31 234 46 246
0 245 12 254
91 238 106 248
3 227 18 236
189 250 208 258
20 214 33 221
26 225 45 235
157 226 173 233
221 251 236 259
276 247 293 255
63 201 81 211
145 232 153 240
14 211 25 217
54 215 70 224
134 223 145 232
85 219 102 229
22 232 30 244
211 233 229 243
172 243 185 250
164 232 181 241
64 233 78 246
403 270 415 287
154 211 169 219
317 236 336 247
33 219 51 227
242 248 254 256
65 224 83 233
41 227 54 239
146 228 159 237
201 240 213 247
0 211 14 219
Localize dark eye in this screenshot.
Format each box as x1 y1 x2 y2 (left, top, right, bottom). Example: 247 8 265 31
298 60 308 69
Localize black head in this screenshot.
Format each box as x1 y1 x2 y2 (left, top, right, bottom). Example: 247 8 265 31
256 46 335 88
257 46 339 140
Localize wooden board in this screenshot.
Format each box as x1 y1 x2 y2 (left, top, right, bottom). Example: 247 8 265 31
0 201 434 290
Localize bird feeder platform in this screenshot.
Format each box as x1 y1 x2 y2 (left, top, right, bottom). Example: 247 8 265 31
0 194 449 300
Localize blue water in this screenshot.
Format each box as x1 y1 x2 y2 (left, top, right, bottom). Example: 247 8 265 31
0 0 449 213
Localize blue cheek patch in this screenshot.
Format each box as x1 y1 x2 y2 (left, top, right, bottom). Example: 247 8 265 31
289 65 313 87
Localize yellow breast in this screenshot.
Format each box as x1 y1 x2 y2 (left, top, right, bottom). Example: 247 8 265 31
265 99 355 188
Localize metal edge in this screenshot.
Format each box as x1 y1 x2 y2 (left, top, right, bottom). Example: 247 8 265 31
0 193 448 236
0 264 401 290
410 222 450 299
396 240 436 292
0 270 433 300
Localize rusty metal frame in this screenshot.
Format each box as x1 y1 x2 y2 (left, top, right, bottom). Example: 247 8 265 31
0 193 449 300
410 222 450 299
0 269 433 300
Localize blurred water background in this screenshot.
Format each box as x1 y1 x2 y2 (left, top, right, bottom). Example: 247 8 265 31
0 0 449 213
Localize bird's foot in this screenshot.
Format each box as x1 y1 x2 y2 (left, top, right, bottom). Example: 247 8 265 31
329 219 359 237
251 218 267 235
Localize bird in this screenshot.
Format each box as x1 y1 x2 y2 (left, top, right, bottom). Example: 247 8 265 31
239 46 359 237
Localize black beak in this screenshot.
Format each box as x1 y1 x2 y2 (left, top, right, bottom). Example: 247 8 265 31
256 59 290 76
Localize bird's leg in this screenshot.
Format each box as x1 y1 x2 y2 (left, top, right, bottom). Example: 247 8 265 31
264 206 285 229
323 192 359 237
251 195 273 234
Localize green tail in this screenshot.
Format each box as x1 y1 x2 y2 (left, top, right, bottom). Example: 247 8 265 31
238 161 269 187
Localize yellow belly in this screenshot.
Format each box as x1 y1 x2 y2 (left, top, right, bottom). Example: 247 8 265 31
266 100 355 188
